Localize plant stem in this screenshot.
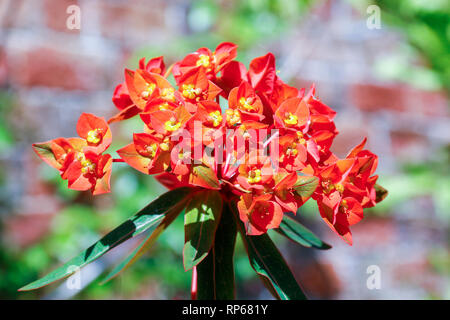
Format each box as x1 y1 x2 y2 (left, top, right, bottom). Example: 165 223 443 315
195 202 237 299
191 266 197 300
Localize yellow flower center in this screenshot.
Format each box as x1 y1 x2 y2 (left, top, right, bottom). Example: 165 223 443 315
335 183 344 194
141 83 156 99
159 137 170 151
247 169 262 184
196 54 210 68
182 84 202 100
321 180 344 194
161 87 176 102
321 179 334 194
86 129 101 144
77 153 95 174
284 112 298 126
159 102 170 111
164 117 182 132
178 150 191 160
226 109 241 126
239 97 255 111
286 142 298 157
209 111 223 127
145 144 158 158
159 142 170 151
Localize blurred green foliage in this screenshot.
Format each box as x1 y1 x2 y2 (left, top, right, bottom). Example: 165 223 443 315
352 0 450 92
368 147 450 220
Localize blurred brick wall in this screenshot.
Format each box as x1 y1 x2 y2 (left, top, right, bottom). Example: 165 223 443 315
276 1 449 171
0 0 177 246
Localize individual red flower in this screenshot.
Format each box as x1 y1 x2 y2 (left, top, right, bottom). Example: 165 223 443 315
173 42 237 83
177 68 222 103
189 100 225 145
76 113 112 154
61 150 112 195
277 131 308 172
109 66 180 124
127 69 179 109
117 133 170 175
140 103 192 137
237 193 283 235
228 81 265 123
236 152 273 191
111 57 167 113
274 97 310 131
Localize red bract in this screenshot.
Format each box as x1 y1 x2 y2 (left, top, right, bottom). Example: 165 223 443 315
228 81 265 122
62 150 112 195
177 68 222 103
238 193 283 235
32 43 387 245
117 133 170 175
111 57 167 113
173 42 237 83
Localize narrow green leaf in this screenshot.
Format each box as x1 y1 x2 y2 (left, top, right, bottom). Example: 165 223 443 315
275 215 331 250
294 176 319 199
19 187 193 291
231 204 307 300
196 202 237 300
100 204 186 284
183 190 223 271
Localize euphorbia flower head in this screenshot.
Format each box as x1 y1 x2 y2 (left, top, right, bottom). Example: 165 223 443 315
32 42 387 245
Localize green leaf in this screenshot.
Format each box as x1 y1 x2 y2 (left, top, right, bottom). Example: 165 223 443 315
19 187 193 291
275 215 331 250
374 183 388 203
183 190 223 271
100 205 186 284
231 205 307 300
196 202 237 300
32 142 60 169
189 164 220 190
294 176 319 200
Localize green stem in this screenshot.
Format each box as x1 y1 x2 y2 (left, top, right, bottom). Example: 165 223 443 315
196 202 237 300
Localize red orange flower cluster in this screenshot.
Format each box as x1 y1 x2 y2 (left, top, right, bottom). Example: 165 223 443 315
33 113 112 195
33 43 384 245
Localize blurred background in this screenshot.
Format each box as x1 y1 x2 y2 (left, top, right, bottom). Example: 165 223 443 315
0 0 449 300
